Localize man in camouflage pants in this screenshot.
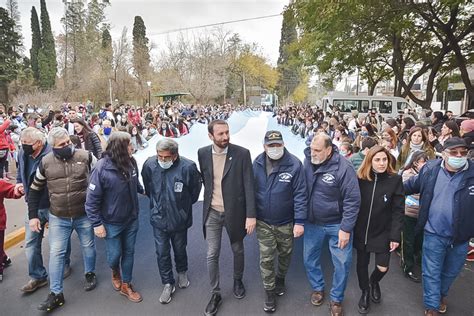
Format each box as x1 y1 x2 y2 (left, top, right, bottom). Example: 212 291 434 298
252 131 307 313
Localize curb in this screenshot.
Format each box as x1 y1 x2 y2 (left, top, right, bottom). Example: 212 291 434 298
5 227 25 250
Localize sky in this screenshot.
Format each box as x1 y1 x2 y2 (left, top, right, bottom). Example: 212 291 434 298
14 0 289 65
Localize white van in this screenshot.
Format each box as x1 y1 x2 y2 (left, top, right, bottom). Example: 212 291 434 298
322 94 414 117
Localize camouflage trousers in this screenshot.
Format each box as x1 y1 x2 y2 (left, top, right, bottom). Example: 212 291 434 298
256 220 294 291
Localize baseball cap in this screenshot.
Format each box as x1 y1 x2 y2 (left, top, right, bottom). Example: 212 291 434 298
264 130 283 145
442 137 467 151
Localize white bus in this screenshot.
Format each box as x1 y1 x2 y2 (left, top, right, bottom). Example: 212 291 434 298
322 94 414 117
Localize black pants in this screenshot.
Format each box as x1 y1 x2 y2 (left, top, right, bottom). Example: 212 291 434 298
401 215 423 272
0 149 8 178
356 249 390 290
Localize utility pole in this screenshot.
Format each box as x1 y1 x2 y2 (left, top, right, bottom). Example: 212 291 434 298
242 73 247 106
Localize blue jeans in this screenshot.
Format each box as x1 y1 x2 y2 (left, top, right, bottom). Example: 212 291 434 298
24 209 71 280
422 232 468 310
153 227 188 285
303 223 353 303
48 213 96 294
104 220 139 283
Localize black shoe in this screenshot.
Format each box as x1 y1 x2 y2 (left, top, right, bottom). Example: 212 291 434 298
204 293 222 316
274 277 286 296
263 290 276 313
38 292 65 312
3 257 11 268
404 271 421 283
358 289 370 314
84 272 97 291
233 279 245 299
370 282 381 303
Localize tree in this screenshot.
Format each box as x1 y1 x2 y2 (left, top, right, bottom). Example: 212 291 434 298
132 15 151 101
6 0 22 54
0 7 21 103
38 0 57 90
30 6 41 82
277 5 302 101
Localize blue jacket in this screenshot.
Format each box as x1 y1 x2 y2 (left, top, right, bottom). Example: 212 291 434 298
16 143 51 209
404 159 474 245
253 149 307 226
303 146 361 233
85 156 143 227
141 155 202 232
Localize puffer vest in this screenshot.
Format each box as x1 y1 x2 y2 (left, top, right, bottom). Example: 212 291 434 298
41 149 90 218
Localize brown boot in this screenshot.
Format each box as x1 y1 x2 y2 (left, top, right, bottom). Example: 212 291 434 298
329 301 343 316
311 291 324 306
425 309 439 316
439 297 447 314
112 269 121 291
120 283 142 303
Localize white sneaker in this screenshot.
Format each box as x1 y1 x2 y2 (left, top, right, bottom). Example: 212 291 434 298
159 284 175 304
178 272 190 289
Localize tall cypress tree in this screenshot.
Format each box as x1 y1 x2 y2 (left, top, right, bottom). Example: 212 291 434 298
38 0 57 90
0 7 21 103
132 16 151 82
30 6 41 82
277 5 301 100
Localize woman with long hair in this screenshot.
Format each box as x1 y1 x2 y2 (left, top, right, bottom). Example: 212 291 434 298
398 117 416 145
396 127 435 170
71 117 103 159
400 151 428 283
354 146 404 314
381 127 399 159
85 131 144 303
128 125 148 153
430 121 461 153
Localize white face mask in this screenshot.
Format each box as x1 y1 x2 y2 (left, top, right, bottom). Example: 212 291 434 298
158 160 173 170
266 147 284 160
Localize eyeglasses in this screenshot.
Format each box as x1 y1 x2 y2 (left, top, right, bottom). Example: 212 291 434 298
444 149 468 157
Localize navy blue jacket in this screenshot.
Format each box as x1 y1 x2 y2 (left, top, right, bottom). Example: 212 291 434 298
303 146 361 233
85 156 143 227
141 155 202 232
404 159 474 245
253 149 307 225
16 143 51 209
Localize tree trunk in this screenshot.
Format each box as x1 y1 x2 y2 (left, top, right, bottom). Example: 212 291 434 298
0 82 9 104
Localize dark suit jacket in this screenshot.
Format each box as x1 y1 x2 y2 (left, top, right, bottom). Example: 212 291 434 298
198 143 256 243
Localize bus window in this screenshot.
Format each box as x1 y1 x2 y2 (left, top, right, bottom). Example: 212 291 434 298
397 102 410 111
373 100 392 114
334 99 358 112
360 100 369 113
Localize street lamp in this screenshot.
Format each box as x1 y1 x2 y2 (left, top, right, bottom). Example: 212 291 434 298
146 81 152 106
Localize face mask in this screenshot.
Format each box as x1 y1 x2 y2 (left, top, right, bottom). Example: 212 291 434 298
361 131 369 137
103 127 112 135
53 144 75 160
132 131 137 136
446 156 467 170
36 122 42 129
340 150 348 157
0 119 4 124
266 147 284 160
158 159 173 170
149 128 156 134
23 144 35 156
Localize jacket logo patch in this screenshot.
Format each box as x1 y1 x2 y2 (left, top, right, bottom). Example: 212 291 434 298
278 172 292 183
469 185 474 195
88 183 96 191
321 173 335 184
174 182 183 192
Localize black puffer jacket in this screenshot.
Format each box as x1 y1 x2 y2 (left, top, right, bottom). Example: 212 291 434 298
354 172 404 253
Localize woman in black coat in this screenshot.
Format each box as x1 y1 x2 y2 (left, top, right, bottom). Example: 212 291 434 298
354 146 404 314
71 117 103 159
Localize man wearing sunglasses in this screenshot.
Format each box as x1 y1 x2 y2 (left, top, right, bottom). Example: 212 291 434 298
404 137 474 316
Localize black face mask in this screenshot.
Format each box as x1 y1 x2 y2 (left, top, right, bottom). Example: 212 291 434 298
53 144 75 160
23 144 35 156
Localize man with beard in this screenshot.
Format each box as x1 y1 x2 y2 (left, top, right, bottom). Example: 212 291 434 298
198 120 256 316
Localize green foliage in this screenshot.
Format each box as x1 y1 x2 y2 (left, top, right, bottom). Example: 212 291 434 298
38 0 57 90
132 15 151 82
30 6 41 82
0 7 21 83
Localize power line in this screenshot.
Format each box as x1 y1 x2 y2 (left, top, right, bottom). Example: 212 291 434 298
148 13 282 36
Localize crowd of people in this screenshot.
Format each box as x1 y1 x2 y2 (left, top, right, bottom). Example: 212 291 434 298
0 100 473 316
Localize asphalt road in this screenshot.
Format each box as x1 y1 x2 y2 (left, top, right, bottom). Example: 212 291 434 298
1 197 473 316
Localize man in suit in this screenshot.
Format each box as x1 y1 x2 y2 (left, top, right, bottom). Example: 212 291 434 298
198 119 256 316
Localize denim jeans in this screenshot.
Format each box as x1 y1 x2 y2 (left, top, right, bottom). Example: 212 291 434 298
303 223 353 303
205 209 244 294
422 232 468 310
24 209 71 280
104 220 139 283
48 213 96 294
153 227 188 285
